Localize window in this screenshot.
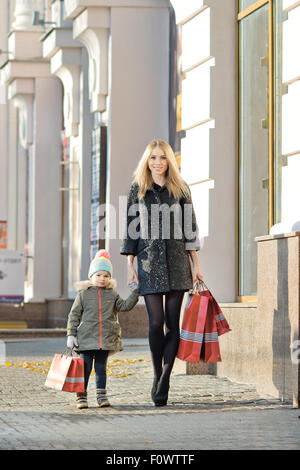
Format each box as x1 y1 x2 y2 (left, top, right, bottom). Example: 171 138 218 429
237 0 273 299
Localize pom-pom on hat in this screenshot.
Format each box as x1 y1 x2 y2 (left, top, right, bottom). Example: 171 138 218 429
88 249 113 278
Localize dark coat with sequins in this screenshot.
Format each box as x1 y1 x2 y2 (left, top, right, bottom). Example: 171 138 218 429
120 182 200 296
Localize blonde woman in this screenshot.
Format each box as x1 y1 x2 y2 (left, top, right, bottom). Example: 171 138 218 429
121 139 203 406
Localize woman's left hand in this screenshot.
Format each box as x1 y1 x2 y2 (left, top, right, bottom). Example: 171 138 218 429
188 250 204 283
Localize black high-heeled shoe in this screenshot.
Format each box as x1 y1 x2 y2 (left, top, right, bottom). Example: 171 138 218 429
154 380 169 407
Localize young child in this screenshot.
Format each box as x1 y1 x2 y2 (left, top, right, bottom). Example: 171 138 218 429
66 249 139 409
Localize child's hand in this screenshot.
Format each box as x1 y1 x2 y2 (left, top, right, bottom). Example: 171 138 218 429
128 280 139 291
67 335 78 349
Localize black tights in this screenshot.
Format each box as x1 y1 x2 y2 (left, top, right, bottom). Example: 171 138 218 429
144 290 185 386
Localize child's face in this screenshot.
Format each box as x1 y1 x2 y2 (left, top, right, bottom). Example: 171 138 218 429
91 271 111 288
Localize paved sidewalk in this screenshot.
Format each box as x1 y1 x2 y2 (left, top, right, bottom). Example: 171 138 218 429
0 338 299 450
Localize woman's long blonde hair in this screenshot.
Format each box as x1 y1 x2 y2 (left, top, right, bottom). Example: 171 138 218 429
133 139 190 200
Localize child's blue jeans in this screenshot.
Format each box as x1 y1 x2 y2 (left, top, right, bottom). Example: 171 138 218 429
80 349 109 391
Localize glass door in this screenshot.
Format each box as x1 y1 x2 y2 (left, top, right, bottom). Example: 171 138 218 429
237 0 274 299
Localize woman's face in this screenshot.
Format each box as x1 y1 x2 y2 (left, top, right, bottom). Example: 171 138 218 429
148 146 168 178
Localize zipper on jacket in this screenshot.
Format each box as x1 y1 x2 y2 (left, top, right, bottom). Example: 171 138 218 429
97 288 102 348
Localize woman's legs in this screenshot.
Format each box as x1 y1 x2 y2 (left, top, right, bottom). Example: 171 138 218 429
144 290 185 403
161 290 185 383
144 293 165 382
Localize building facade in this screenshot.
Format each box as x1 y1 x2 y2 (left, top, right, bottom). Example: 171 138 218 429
0 0 299 404
0 0 170 303
171 0 300 302
170 0 299 405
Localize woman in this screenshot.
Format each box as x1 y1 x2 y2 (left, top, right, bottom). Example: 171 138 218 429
120 139 203 406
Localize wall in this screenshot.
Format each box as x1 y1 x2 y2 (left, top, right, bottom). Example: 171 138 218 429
179 233 300 407
107 5 170 299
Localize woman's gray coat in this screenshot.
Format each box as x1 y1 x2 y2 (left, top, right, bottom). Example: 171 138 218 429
120 182 200 296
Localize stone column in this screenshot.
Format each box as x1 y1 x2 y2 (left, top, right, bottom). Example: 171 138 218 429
42 0 93 297
1 1 63 302
0 0 9 226
31 76 63 301
8 78 34 253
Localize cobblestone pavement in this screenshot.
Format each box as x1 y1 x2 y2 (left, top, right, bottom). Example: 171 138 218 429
0 338 299 450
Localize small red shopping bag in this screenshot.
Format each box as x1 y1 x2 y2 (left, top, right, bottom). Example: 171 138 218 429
45 351 85 393
176 289 209 362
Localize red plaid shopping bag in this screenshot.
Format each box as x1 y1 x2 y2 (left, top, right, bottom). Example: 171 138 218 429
45 351 85 393
176 287 209 362
177 281 231 363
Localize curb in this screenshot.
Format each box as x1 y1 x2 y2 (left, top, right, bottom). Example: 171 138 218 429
0 330 149 346
0 328 67 339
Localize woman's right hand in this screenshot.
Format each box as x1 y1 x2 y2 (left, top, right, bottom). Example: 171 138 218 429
127 256 139 286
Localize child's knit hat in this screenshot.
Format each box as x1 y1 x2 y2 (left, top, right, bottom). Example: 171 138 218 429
88 249 113 278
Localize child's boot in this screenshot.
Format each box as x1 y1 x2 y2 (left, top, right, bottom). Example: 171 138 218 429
76 391 88 409
96 388 110 407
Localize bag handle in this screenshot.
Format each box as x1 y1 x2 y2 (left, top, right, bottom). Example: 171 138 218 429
190 279 209 295
63 348 80 357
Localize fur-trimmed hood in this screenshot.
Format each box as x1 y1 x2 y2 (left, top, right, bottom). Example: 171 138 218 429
74 278 117 291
